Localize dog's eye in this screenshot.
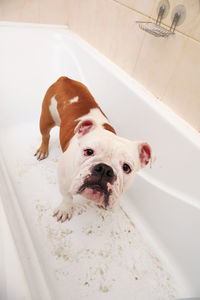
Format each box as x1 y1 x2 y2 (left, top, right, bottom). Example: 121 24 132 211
84 149 94 156
122 163 131 174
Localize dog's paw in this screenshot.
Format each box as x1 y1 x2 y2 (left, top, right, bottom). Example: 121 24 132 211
53 203 73 222
34 146 48 161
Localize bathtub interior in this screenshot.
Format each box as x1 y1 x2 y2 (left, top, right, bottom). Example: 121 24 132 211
0 23 200 299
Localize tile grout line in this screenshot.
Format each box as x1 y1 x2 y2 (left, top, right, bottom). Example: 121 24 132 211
161 36 189 101
132 1 157 74
132 30 146 74
112 0 153 19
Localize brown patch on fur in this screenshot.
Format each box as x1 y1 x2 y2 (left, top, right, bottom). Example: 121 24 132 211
38 77 110 153
102 123 116 135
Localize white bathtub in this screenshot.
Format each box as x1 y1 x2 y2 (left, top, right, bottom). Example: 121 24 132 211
0 22 200 300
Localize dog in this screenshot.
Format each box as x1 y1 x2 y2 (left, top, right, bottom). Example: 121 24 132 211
35 76 153 222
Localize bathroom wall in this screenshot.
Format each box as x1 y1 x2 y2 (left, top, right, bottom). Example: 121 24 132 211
0 0 68 24
1 0 200 131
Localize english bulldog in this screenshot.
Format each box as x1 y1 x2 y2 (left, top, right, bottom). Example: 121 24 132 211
35 76 153 222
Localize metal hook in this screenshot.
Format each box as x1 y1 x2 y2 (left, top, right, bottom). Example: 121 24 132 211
170 12 181 33
156 5 165 25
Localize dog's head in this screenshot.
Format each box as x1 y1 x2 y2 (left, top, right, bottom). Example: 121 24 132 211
70 119 153 209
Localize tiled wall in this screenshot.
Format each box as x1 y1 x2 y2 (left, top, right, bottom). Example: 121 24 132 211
0 0 68 24
1 0 200 131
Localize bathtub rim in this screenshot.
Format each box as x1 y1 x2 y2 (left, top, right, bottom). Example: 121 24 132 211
0 152 52 300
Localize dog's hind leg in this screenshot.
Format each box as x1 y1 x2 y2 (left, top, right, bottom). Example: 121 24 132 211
35 98 56 160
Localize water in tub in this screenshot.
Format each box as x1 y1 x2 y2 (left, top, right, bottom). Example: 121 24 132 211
0 119 186 300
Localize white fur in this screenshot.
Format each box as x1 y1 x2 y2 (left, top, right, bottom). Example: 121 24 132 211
49 97 61 126
54 108 150 221
69 96 79 104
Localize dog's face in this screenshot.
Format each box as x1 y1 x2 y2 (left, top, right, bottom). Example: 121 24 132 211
70 119 153 209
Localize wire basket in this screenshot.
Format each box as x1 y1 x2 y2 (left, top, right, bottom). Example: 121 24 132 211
136 21 174 38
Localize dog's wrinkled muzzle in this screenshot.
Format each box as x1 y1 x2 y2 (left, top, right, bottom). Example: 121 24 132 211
78 163 115 209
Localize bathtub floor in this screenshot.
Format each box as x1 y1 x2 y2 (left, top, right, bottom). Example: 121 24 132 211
0 121 181 300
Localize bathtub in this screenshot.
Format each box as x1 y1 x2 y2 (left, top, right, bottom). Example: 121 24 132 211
0 22 200 300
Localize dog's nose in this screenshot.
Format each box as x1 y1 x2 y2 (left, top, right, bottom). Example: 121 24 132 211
92 163 114 181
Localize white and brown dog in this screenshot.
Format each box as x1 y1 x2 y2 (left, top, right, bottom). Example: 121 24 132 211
35 76 153 222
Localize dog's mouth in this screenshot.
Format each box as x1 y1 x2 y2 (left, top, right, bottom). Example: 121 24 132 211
78 181 112 208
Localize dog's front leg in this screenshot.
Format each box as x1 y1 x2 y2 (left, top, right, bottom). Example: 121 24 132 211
53 193 73 222
53 152 74 222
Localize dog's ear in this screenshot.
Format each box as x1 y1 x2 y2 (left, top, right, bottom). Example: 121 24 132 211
135 142 155 169
74 119 96 137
